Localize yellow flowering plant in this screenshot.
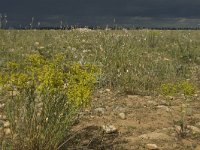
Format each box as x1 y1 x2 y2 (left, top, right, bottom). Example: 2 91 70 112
0 53 100 149
160 80 196 138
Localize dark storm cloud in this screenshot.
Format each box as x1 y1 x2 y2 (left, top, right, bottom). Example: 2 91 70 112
1 0 200 18
0 0 200 27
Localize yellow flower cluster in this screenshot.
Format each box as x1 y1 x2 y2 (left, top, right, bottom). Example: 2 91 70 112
161 80 196 96
37 65 65 92
66 63 99 107
0 53 100 107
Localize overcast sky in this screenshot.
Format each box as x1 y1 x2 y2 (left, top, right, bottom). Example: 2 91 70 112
1 0 200 27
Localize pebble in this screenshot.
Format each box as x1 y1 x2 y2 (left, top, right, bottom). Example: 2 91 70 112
4 128 11 135
3 121 10 128
174 125 182 134
0 103 5 109
94 107 105 115
105 89 111 92
146 144 159 150
119 113 126 120
102 125 117 134
157 105 170 112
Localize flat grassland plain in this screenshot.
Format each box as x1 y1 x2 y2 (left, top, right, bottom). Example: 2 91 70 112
0 29 200 149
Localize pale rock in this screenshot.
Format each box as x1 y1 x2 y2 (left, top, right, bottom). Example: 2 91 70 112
102 125 117 134
105 89 111 92
4 128 11 135
94 107 105 115
99 90 104 94
175 125 182 134
0 103 5 109
3 121 10 128
157 105 170 112
119 113 126 120
146 144 159 150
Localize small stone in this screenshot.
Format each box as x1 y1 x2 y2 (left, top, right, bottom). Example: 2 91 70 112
3 121 10 128
119 113 126 120
4 128 11 135
157 105 170 112
175 125 182 134
102 125 117 134
94 107 105 115
187 125 200 134
146 144 159 150
0 103 5 109
105 89 111 92
99 90 104 94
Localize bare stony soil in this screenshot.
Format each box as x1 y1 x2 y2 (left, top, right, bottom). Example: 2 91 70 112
0 89 200 149
64 89 200 150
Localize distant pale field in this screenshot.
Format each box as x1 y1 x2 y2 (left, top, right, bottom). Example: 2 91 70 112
1 29 200 95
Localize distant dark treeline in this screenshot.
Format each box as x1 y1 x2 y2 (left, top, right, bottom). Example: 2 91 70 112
4 25 200 30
